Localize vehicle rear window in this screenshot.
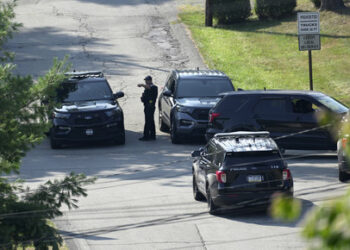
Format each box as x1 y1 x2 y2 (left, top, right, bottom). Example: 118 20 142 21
254 98 287 114
215 96 248 113
58 80 113 102
176 79 234 98
316 95 348 114
224 151 281 167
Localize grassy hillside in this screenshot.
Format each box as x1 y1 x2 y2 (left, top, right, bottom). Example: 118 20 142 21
179 0 350 105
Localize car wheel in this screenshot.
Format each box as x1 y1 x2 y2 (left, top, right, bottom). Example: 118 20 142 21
115 131 126 145
193 175 205 201
171 120 180 144
159 112 169 132
339 169 350 182
50 136 62 149
207 189 218 215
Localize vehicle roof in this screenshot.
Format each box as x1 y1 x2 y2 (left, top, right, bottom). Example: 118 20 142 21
220 90 326 97
211 131 279 153
173 70 230 79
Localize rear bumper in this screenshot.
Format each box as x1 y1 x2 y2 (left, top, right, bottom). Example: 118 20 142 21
212 187 293 208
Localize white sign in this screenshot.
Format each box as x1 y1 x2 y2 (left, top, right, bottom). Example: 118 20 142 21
298 12 320 35
299 34 321 51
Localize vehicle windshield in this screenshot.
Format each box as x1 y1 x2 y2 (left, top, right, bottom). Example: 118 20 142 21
58 80 113 102
224 151 282 167
316 95 348 114
176 79 233 98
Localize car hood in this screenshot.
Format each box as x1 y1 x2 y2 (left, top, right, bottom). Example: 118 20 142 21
176 97 221 108
55 100 116 113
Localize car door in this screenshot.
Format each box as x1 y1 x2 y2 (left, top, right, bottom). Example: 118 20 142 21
161 75 176 126
287 96 331 149
253 97 292 139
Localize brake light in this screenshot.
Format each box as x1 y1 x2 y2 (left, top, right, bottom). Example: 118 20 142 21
209 113 220 123
342 138 348 149
216 170 227 183
282 169 291 180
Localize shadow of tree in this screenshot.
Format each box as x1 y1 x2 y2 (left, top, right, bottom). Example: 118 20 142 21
213 9 350 39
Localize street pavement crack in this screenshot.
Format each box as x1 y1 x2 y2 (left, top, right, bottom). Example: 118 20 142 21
195 224 207 250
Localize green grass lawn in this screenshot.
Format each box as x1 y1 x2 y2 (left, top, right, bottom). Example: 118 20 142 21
179 0 350 105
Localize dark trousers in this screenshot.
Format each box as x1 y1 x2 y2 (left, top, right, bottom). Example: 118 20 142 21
144 106 156 138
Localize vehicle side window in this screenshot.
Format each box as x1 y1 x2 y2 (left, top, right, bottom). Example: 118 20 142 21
291 98 320 114
205 143 216 162
254 98 287 114
214 152 224 167
167 78 175 93
216 96 248 113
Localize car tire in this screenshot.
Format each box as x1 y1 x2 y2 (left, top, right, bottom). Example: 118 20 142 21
159 112 169 132
339 169 350 182
50 137 62 150
171 120 181 144
193 175 205 201
207 189 218 215
115 131 126 145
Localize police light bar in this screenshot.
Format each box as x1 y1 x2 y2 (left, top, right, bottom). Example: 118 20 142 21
214 131 270 138
65 71 104 78
214 131 278 152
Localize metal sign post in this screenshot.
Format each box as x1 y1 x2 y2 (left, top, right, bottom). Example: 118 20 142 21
297 12 321 91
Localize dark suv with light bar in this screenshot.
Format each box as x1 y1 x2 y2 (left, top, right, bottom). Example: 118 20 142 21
158 69 235 144
50 71 125 149
191 131 293 214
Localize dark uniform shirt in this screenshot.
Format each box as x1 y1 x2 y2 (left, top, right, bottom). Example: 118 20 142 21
141 84 158 107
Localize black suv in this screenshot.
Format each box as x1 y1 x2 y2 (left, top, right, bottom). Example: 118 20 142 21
50 71 125 149
192 131 293 214
206 91 349 150
158 70 235 143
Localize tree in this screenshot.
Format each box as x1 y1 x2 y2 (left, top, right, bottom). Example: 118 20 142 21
205 0 213 27
320 0 345 11
0 1 96 248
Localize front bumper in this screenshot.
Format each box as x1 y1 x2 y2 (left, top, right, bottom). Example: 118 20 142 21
174 112 208 137
51 120 124 143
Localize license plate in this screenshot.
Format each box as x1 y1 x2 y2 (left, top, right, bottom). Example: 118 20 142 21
247 175 263 183
86 129 94 136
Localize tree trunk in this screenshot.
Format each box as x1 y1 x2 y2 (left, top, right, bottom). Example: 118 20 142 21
205 0 213 27
320 0 345 11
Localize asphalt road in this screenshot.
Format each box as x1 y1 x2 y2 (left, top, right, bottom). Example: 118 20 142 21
9 0 349 249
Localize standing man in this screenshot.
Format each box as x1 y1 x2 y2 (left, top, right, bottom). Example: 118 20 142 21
137 75 158 141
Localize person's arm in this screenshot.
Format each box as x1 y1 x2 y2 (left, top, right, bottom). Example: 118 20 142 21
137 83 151 89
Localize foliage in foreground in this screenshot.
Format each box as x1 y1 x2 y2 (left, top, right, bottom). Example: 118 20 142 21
0 1 96 249
0 173 96 249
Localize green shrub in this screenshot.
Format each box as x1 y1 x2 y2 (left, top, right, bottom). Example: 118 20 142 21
311 0 321 8
213 0 251 24
255 0 297 19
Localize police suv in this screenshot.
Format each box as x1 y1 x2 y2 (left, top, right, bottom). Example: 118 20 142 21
192 131 293 214
50 71 125 149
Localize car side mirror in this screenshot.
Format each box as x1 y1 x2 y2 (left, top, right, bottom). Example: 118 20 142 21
163 90 173 97
191 150 201 157
114 91 124 99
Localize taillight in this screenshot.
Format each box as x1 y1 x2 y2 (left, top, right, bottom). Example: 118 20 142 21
282 169 291 180
216 170 227 183
342 138 348 149
209 112 220 123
